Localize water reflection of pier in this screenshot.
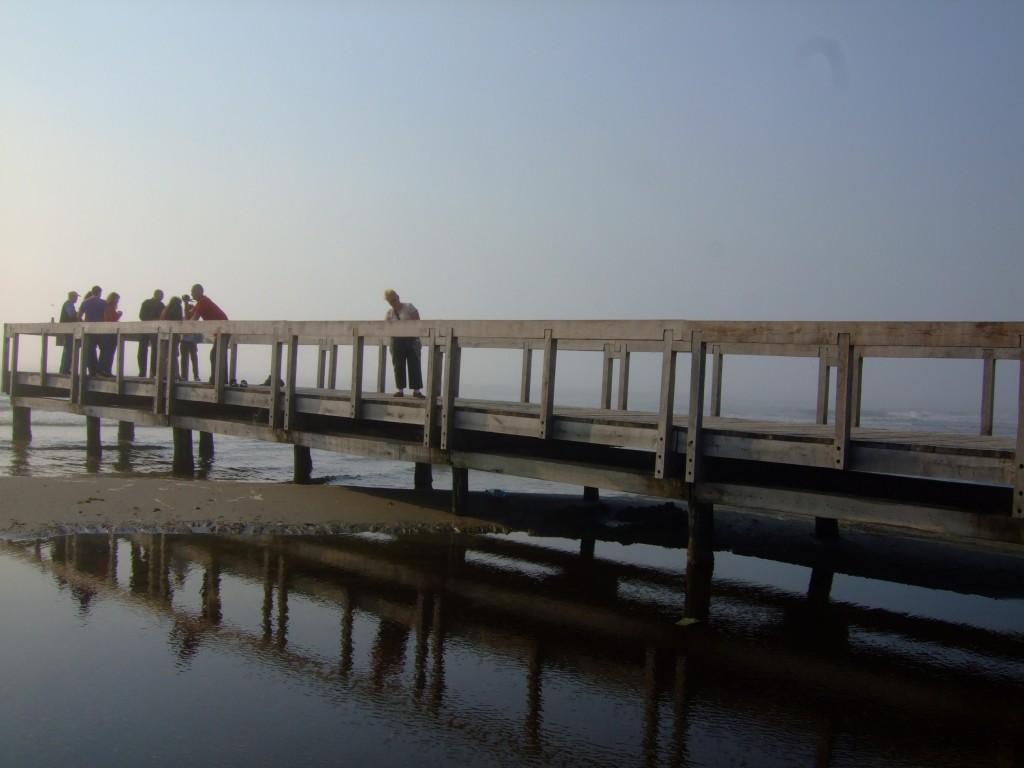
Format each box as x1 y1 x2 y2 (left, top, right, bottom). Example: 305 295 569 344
5 531 1023 767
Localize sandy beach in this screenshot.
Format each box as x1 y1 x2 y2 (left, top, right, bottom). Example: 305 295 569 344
0 475 516 538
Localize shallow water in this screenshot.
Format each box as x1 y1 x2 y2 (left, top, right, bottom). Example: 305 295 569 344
1 529 1023 768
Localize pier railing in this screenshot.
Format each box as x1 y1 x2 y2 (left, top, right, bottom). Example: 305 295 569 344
4 319 1024 536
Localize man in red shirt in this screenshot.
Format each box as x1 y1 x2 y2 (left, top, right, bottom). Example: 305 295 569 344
186 284 229 381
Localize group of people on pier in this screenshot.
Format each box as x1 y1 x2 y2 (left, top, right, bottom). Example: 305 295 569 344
56 286 423 398
57 284 227 381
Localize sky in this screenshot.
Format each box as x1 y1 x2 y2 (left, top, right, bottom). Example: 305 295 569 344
2 1 1022 410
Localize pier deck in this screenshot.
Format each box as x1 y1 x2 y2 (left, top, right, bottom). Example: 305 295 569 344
5 318 1023 546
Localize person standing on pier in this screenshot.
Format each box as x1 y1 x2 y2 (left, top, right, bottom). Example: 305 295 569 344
98 292 122 377
179 294 201 381
186 284 228 381
383 289 423 398
136 289 165 377
78 286 108 376
57 290 79 374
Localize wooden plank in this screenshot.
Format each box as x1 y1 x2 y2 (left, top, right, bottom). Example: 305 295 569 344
685 330 706 484
816 346 831 425
440 329 459 450
1 325 10 394
269 338 283 428
423 329 438 447
519 341 532 403
833 333 854 470
349 330 363 419
284 335 298 431
538 330 556 440
709 345 723 417
600 343 613 410
1016 346 1024 518
617 343 630 411
695 483 1024 546
981 350 995 436
654 329 676 479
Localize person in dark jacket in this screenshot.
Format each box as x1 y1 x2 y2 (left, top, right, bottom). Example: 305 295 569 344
137 289 165 377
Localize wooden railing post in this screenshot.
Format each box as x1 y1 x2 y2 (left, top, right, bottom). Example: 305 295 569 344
213 332 228 402
981 350 996 436
70 329 82 405
709 344 723 418
440 329 460 450
283 334 298 431
1015 344 1024 518
10 331 20 399
617 343 630 411
39 331 49 382
269 338 283 429
328 340 339 390
600 343 614 410
519 341 532 403
816 346 831 425
376 343 387 393
423 328 438 447
350 330 363 419
316 339 327 388
685 331 707 484
654 329 676 479
1 325 11 395
538 330 557 440
834 333 854 470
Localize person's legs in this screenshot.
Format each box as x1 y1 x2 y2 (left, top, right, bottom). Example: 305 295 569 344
59 336 73 374
179 342 191 380
407 345 423 392
137 339 148 377
188 343 200 381
391 343 409 391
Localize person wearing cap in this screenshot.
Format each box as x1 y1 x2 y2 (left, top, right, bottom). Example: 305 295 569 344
57 290 79 374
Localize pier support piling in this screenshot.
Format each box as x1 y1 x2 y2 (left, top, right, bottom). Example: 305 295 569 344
172 428 194 475
815 516 840 540
12 406 31 442
414 462 433 490
583 486 599 502
198 431 214 459
86 416 101 456
293 445 312 484
117 421 134 442
687 501 714 570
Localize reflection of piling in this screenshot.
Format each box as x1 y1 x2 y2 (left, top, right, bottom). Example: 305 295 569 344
12 406 31 441
86 415 101 456
452 467 469 515
198 431 214 459
172 427 194 475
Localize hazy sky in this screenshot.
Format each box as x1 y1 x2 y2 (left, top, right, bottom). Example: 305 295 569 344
2 2 1022 412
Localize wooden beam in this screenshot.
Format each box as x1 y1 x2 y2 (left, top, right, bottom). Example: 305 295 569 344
981 350 996 436
440 329 460 450
1 324 11 394
520 341 532 403
685 330 707 484
834 333 854 470
284 334 299 431
423 329 438 448
350 330 363 419
617 343 630 411
709 344 723 417
538 330 556 440
816 346 831 425
654 329 676 479
269 339 283 429
1016 345 1024 519
600 343 613 410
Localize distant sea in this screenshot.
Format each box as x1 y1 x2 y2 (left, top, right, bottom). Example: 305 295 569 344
0 393 1015 490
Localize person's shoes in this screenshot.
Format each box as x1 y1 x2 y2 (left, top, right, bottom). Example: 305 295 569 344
412 391 425 398
95 372 114 379
393 391 404 398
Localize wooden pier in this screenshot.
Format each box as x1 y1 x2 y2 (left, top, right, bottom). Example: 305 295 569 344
4 319 1024 547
